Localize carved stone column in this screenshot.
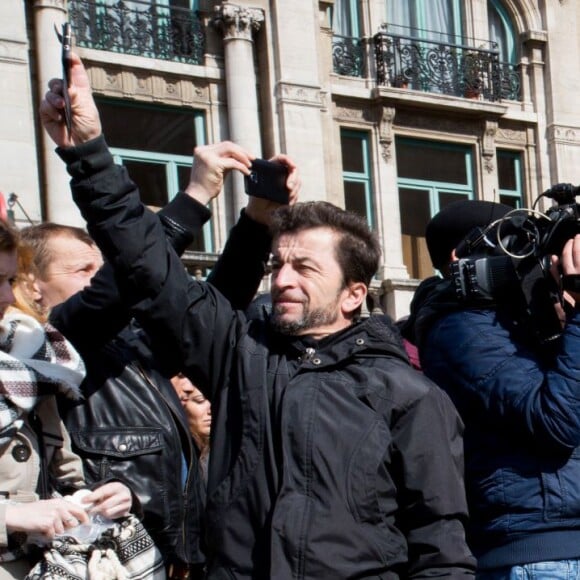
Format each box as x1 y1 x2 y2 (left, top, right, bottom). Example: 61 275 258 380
213 4 265 216
33 0 83 224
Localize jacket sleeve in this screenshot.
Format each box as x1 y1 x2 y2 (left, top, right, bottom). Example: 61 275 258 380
423 307 580 450
207 210 271 311
392 379 476 577
57 136 246 400
51 136 211 351
52 136 266 351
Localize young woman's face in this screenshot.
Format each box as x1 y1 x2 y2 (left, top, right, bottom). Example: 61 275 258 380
171 374 212 448
0 249 17 320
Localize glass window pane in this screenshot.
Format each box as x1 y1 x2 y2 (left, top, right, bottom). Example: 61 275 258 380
399 187 431 236
439 192 470 209
96 99 197 155
178 165 192 191
399 188 432 278
341 135 365 173
397 142 468 184
123 160 167 206
344 181 369 219
498 153 517 190
499 195 519 209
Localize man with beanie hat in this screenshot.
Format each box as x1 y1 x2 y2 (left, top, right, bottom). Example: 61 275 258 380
425 199 512 273
401 198 580 578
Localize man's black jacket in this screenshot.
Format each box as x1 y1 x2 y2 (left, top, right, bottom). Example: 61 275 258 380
52 136 272 567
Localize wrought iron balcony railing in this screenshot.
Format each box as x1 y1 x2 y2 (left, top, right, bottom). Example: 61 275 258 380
68 0 205 65
332 34 365 78
373 28 521 102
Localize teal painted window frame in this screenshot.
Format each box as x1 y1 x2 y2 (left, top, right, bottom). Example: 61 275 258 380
111 110 213 252
340 129 375 228
497 149 523 207
396 138 475 216
488 0 517 63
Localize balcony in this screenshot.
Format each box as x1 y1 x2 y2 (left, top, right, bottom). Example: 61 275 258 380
373 27 521 102
332 34 365 78
68 0 205 65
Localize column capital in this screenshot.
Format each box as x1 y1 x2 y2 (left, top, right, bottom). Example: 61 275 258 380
32 0 66 10
212 3 265 41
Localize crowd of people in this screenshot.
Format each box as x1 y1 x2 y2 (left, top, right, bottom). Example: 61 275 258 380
0 49 578 579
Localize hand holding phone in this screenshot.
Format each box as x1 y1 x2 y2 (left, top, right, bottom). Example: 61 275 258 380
244 159 289 205
54 22 72 138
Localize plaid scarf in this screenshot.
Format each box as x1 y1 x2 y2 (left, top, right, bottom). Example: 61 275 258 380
0 311 85 448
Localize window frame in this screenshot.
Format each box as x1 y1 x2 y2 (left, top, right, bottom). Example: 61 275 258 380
340 128 375 229
108 108 214 252
496 149 524 208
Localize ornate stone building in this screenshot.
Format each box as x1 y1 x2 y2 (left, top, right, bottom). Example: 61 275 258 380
3 0 580 318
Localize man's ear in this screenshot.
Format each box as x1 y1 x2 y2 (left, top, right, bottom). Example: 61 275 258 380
26 273 43 304
341 282 367 315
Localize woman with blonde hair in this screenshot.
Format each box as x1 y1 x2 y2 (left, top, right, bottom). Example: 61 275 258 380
0 219 133 578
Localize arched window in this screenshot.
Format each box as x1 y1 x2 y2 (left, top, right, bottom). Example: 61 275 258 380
488 0 517 63
487 0 520 99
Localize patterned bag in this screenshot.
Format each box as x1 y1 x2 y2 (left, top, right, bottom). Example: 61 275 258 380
24 514 165 579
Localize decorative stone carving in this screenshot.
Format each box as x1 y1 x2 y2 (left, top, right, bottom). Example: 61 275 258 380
547 124 580 145
212 3 265 41
378 107 396 162
496 127 527 144
482 120 498 174
86 64 210 106
276 83 323 108
394 110 478 137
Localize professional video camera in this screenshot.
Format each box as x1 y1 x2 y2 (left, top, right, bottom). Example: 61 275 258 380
450 183 580 344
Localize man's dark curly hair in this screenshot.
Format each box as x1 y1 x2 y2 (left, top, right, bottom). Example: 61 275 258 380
269 201 381 287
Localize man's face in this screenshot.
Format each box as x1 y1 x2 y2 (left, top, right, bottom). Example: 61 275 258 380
37 234 104 308
270 227 355 339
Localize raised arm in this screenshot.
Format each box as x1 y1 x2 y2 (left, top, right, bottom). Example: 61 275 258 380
40 53 297 397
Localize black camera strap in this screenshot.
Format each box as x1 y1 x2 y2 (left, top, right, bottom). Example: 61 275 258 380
514 257 563 344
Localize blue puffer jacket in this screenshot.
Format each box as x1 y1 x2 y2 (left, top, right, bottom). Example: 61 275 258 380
406 277 580 570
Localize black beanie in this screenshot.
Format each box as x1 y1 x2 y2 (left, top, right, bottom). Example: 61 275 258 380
426 199 513 269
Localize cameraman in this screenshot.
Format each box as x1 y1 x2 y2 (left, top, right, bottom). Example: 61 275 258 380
401 199 580 578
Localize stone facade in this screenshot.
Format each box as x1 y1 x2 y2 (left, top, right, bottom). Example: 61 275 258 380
3 0 580 319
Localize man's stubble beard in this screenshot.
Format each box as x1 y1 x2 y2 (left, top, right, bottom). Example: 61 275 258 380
270 299 340 336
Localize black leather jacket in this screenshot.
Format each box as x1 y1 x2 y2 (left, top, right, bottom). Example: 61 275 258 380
52 136 272 568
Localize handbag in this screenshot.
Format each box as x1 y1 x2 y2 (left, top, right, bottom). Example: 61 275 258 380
24 513 165 579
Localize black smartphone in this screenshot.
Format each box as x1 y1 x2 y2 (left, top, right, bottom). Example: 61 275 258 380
56 22 72 136
244 159 289 204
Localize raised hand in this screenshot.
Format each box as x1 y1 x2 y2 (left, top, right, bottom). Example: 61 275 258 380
245 153 301 226
39 52 102 148
184 141 254 206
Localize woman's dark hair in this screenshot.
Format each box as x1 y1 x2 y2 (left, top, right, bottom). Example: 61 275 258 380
0 219 19 254
269 201 381 287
